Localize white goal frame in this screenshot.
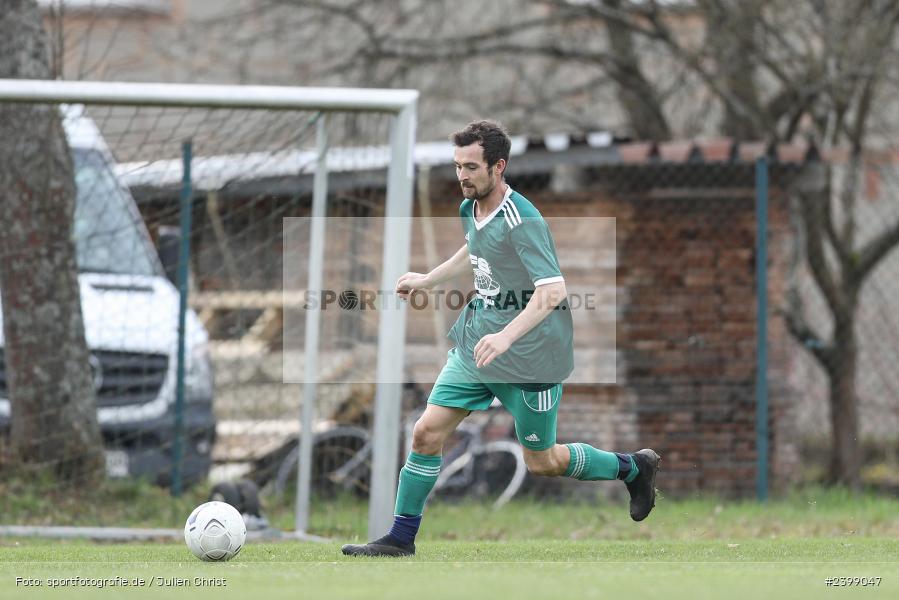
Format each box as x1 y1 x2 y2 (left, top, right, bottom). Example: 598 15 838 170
0 78 417 541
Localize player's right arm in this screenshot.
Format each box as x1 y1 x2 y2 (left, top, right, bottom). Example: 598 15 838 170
396 244 470 300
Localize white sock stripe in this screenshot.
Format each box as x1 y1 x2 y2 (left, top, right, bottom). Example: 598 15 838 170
570 445 581 478
402 467 440 480
404 462 441 471
403 465 440 474
573 444 586 478
402 463 441 476
568 444 581 478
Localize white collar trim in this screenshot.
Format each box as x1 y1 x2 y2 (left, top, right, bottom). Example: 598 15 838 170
473 186 513 231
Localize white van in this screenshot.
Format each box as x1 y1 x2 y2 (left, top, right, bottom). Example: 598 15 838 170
0 105 216 487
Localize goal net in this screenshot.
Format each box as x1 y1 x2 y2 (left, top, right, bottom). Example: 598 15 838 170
0 80 415 540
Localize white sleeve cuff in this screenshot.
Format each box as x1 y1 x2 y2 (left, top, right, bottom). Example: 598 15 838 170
534 276 565 287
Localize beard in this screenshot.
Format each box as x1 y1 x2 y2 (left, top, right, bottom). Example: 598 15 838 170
463 184 486 200
462 169 495 200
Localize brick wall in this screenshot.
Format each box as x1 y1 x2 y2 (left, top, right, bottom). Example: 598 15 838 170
421 166 800 497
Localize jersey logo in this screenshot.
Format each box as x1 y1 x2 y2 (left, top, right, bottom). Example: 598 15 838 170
465 232 470 241
471 254 501 306
524 433 540 442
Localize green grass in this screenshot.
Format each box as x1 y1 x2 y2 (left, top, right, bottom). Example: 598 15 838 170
310 486 899 541
3 481 899 598
0 477 210 529
4 478 899 541
1 539 897 600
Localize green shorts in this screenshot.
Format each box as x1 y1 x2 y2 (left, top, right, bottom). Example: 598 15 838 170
427 347 561 451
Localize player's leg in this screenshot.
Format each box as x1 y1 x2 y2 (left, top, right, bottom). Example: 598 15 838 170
386 403 470 545
342 348 493 557
520 443 659 521
496 383 660 521
341 403 471 558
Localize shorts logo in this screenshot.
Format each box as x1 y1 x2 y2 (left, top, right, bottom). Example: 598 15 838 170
524 433 540 442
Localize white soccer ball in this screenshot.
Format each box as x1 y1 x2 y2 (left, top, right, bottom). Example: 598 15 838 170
184 501 246 561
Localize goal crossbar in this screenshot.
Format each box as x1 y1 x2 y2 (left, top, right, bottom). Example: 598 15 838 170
0 79 418 112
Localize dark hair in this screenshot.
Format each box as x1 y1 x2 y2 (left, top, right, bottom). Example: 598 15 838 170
451 120 511 168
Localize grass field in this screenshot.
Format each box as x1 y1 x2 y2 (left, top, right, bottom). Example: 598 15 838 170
2 486 898 599
1 538 897 600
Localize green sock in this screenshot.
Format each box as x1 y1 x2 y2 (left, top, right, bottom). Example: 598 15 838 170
394 451 442 517
564 443 638 481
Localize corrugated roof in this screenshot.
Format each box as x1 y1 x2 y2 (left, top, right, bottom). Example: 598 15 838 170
116 132 819 192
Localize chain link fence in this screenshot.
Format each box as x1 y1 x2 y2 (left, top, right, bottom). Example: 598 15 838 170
3 102 899 538
494 142 899 496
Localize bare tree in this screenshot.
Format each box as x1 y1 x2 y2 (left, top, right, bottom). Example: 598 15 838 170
0 0 103 484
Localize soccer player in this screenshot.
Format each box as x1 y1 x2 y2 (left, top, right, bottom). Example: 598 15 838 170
342 120 659 557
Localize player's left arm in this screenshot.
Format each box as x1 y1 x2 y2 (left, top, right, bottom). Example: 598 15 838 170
474 280 566 368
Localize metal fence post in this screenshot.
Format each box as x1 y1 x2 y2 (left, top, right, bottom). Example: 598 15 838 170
755 156 769 502
172 139 193 497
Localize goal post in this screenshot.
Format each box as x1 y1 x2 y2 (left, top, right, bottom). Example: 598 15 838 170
0 79 416 540
370 101 416 539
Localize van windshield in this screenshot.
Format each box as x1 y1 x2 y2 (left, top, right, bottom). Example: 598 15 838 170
72 148 159 277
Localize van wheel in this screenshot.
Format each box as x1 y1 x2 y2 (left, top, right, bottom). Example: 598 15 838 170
209 481 242 511
236 479 262 517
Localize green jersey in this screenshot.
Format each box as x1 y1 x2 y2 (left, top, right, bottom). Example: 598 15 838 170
447 186 574 390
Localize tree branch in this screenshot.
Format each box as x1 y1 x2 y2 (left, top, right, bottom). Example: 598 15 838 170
821 184 850 270
793 163 847 316
603 0 670 139
781 302 835 368
855 216 899 282
636 6 772 137
377 41 615 65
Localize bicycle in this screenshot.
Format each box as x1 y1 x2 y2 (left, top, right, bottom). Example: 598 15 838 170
271 400 527 509
271 424 372 497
